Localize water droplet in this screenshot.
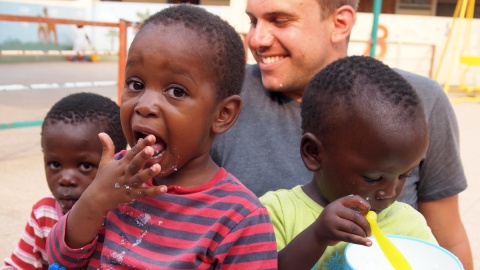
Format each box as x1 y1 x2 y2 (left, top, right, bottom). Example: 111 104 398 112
110 250 125 264
132 230 148 247
114 183 120 189
135 212 151 226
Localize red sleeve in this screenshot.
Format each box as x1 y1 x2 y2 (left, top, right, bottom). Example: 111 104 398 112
4 197 59 270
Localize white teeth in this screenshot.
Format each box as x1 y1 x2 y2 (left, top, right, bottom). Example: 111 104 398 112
152 150 165 158
262 56 283 64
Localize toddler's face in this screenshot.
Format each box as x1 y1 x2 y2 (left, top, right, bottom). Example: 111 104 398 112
315 116 428 212
120 23 218 185
42 122 102 214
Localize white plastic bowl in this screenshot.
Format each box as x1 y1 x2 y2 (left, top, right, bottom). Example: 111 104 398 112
344 235 463 270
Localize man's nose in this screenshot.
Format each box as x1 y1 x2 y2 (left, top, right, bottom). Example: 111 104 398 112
248 22 274 50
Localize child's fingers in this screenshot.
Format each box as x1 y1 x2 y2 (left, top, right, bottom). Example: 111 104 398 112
126 135 155 160
335 215 369 237
125 145 157 177
340 232 372 247
334 197 371 236
124 165 166 199
120 135 156 174
341 195 372 236
98 132 116 165
128 163 161 187
340 195 371 214
140 185 168 198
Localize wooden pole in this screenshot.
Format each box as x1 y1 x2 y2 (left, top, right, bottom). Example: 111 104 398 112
118 19 128 104
0 14 120 27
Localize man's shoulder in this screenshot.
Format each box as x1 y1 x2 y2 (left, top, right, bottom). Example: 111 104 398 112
393 68 442 92
393 68 450 110
394 68 438 86
242 64 263 93
239 64 274 108
245 63 260 75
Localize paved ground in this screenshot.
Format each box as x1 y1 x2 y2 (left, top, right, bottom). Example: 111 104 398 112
0 62 478 268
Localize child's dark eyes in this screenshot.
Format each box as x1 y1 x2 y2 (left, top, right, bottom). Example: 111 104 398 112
46 161 96 172
47 161 61 170
164 86 187 99
125 79 144 91
79 162 95 172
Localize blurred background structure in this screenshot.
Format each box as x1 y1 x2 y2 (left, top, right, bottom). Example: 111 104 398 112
1 0 479 87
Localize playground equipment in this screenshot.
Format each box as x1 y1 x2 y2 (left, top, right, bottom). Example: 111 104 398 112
369 0 383 58
434 0 480 103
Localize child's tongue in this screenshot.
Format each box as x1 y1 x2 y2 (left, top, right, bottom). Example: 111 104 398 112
150 142 165 157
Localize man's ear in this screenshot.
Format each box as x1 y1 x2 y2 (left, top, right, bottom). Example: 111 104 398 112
331 5 356 45
212 95 242 135
300 132 324 172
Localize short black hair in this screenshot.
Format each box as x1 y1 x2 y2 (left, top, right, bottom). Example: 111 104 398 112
41 92 126 153
139 4 246 102
301 56 422 137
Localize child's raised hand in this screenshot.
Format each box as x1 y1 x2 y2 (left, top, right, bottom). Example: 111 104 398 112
64 133 168 248
312 195 372 247
84 133 167 215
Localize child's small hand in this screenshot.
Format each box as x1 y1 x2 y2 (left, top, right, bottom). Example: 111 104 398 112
62 133 168 248
313 195 372 247
83 133 167 215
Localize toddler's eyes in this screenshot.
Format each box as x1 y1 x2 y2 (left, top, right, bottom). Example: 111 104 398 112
79 162 95 172
47 161 61 170
126 80 144 91
165 86 187 99
363 176 382 183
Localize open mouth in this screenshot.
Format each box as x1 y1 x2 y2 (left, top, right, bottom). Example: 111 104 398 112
134 131 166 159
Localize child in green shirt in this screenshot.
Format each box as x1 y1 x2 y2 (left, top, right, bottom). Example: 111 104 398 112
260 56 436 270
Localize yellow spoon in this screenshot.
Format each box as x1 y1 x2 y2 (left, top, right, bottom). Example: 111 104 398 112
365 211 413 270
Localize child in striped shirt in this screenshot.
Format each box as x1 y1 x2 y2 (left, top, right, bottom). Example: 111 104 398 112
46 4 277 269
2 92 126 270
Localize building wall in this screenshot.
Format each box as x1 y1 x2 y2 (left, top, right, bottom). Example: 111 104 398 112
358 0 396 14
